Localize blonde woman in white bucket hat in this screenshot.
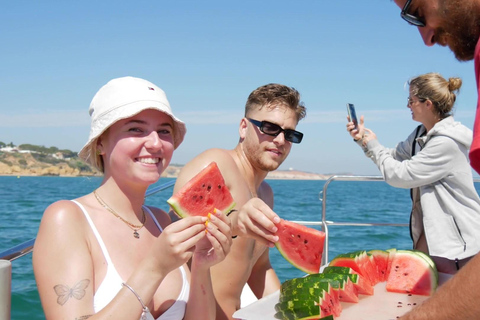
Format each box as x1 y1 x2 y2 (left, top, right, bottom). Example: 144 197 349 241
33 76 232 320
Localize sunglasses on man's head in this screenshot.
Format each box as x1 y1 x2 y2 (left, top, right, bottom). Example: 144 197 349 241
401 0 426 27
247 118 303 144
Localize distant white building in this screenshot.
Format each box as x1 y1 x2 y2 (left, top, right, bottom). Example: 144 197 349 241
0 146 19 153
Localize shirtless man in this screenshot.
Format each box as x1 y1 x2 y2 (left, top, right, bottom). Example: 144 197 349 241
171 83 306 319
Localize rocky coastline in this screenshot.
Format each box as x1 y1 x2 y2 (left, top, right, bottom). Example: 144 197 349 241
0 151 331 180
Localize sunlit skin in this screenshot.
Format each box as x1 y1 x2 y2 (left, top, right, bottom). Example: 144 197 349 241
241 105 297 173
406 90 439 132
394 0 480 61
33 106 233 320
171 102 302 320
394 0 443 46
99 109 175 188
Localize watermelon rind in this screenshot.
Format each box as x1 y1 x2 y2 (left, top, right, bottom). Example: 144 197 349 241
274 309 333 320
323 265 373 296
167 162 236 218
280 272 358 303
275 219 326 274
279 280 335 302
329 250 377 286
278 278 342 318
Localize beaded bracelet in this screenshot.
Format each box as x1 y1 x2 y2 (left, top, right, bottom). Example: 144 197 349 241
122 282 150 320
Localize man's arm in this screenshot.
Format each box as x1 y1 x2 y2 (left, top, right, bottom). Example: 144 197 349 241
400 253 480 320
247 247 281 298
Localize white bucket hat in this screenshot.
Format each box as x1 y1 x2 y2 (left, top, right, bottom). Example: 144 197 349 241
79 76 186 169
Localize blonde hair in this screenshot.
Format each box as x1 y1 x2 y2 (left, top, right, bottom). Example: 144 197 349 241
409 72 462 118
83 139 104 173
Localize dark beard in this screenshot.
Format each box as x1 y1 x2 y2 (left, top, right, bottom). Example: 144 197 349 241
438 0 480 61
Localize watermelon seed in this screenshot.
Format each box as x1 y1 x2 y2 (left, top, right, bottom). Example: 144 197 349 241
217 184 221 189
202 183 206 188
207 185 212 191
403 273 409 276
304 240 308 244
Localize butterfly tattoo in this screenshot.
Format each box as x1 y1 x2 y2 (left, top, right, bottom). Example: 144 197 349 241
54 279 90 306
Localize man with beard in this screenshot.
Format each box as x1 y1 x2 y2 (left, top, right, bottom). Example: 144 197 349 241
393 1 480 319
170 83 306 320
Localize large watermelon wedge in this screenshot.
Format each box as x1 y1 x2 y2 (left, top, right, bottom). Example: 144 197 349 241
275 219 326 274
385 250 438 296
167 162 235 218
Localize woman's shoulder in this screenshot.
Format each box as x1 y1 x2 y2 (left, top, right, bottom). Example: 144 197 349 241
35 199 91 256
41 199 87 226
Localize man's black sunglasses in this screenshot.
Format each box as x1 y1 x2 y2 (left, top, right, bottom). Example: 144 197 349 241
401 0 426 27
247 118 303 144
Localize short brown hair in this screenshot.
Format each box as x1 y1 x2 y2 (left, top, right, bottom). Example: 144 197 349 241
245 83 306 122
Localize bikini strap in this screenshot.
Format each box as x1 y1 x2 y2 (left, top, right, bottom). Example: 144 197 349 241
71 200 115 266
142 205 163 232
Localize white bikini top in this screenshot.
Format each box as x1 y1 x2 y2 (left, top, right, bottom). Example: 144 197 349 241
72 200 190 320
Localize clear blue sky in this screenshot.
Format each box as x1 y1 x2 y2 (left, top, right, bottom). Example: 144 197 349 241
1 1 477 175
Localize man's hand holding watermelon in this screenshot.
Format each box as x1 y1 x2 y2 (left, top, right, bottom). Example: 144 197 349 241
231 197 280 247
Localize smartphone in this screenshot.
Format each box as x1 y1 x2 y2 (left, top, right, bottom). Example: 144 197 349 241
346 103 358 130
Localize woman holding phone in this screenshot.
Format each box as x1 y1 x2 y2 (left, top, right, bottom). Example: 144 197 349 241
346 72 480 274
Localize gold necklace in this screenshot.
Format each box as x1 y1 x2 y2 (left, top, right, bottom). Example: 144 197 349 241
93 190 146 239
234 148 257 198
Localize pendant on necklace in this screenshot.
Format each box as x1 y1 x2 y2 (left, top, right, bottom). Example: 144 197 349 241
133 231 140 239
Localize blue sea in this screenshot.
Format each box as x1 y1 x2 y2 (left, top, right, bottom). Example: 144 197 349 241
2 176 477 319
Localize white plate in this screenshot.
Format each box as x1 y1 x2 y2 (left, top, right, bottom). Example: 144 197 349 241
233 273 452 320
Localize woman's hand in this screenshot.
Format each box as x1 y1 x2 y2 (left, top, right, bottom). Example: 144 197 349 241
362 128 377 145
152 216 207 275
346 115 365 140
191 209 232 268
233 197 280 247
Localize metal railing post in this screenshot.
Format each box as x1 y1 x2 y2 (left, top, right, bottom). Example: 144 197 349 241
0 260 11 320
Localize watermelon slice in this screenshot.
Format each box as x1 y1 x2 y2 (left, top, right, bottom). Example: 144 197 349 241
277 280 341 318
385 248 397 280
368 249 389 282
281 273 358 303
167 162 235 218
329 250 378 286
322 266 373 296
385 250 438 296
275 219 326 274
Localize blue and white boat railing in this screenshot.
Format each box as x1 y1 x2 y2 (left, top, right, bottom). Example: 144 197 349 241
0 175 425 318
